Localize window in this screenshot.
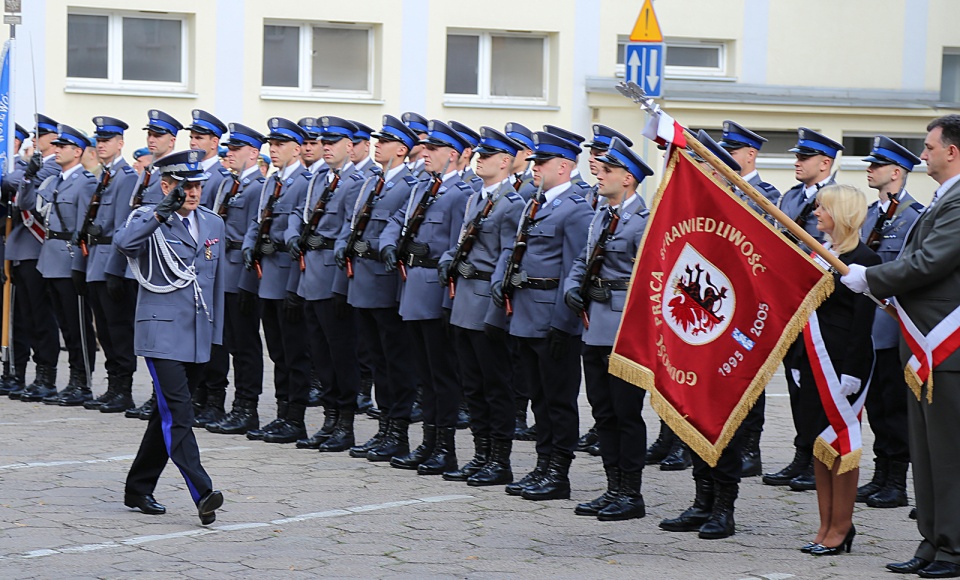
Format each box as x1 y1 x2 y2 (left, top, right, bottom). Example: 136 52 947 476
842 135 925 158
616 37 728 79
262 22 375 99
941 49 960 103
67 11 188 91
445 31 548 103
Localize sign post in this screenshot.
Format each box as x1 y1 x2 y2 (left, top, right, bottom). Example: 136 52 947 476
623 0 664 98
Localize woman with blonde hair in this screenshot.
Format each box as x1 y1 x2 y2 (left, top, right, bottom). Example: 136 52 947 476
794 184 881 555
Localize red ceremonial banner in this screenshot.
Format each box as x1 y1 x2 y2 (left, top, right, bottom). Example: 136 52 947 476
609 148 834 466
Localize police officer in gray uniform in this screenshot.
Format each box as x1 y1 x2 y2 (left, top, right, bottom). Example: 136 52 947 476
349 121 376 177
439 127 525 486
117 149 224 526
286 116 365 450
544 125 594 200
131 110 183 208
203 123 267 436
764 127 843 492
18 124 97 404
380 120 471 471
77 116 141 413
187 109 232 210
855 136 923 509
565 137 653 521
3 117 61 400
581 125 638 212
493 131 593 501
402 112 430 179
338 115 420 459
450 121 483 194
505 122 538 201
241 118 314 443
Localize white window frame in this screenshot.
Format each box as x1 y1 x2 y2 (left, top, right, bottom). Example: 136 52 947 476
261 21 376 101
615 37 729 80
444 30 550 106
66 10 190 94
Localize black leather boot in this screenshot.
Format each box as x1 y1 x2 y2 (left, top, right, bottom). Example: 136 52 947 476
100 375 136 413
306 370 323 407
318 410 355 452
646 420 674 465
409 401 423 424
698 482 737 539
575 466 621 516
2 370 26 399
521 453 572 501
660 439 692 471
443 434 490 481
598 470 645 521
577 427 599 452
867 459 909 508
368 417 410 462
788 460 816 491
740 430 763 477
207 398 259 434
357 375 375 414
19 365 58 402
660 477 715 532
390 423 435 468
418 426 458 475
762 447 810 486
192 386 208 415
126 392 156 419
857 457 888 502
296 408 339 449
0 370 17 395
350 415 389 457
84 375 116 410
506 454 550 496
513 409 529 440
468 438 513 486
57 369 93 406
456 403 470 430
263 403 308 443
247 401 287 440
193 389 227 428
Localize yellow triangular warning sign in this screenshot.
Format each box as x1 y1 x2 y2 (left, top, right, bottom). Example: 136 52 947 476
630 0 663 42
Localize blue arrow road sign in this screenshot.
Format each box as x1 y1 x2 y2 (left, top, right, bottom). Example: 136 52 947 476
625 42 664 98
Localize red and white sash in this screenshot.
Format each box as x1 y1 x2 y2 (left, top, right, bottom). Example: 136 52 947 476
891 297 960 402
802 311 870 474
10 194 45 244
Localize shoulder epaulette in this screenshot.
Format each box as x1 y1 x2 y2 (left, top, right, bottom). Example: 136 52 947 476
639 208 651 218
81 170 96 180
910 201 924 212
867 199 879 209
121 165 136 175
349 173 364 182
454 182 473 193
402 175 419 187
197 205 220 217
505 191 522 203
758 181 780 195
218 167 232 176
571 196 587 204
298 169 313 180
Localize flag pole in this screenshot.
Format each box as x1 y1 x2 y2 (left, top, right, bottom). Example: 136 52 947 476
1 18 15 376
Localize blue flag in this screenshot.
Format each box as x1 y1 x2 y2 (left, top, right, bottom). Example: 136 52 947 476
0 40 11 178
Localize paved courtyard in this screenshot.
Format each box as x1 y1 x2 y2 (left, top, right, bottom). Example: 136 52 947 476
0 350 919 579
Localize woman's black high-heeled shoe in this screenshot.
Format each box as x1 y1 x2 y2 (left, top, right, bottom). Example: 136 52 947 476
810 525 856 556
800 542 818 553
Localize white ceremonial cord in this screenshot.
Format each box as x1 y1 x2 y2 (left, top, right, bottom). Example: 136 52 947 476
351 174 378 229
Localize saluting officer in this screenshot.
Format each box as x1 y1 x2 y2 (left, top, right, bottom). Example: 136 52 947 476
133 110 183 208
581 124 637 212
77 116 141 413
380 120 472 471
492 131 593 501
855 136 923 509
765 128 844 492
402 112 430 178
337 115 421 460
117 149 224 526
3 117 61 400
439 127 526 486
564 137 653 521
17 124 97 404
241 118 314 443
450 121 483 193
203 123 268 436
286 116 365 450
349 121 375 177
186 109 232 210
544 124 594 199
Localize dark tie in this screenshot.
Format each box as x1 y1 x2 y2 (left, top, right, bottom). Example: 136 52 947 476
183 216 192 240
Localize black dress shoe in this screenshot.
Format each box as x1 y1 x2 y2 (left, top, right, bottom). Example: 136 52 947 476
124 493 166 515
886 557 931 574
100 394 135 414
197 490 223 525
58 388 93 406
262 420 307 444
247 417 285 440
919 562 960 579
910 507 917 520
788 470 816 491
800 541 818 553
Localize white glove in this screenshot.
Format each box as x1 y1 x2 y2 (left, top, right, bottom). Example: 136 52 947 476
838 374 861 397
840 263 869 294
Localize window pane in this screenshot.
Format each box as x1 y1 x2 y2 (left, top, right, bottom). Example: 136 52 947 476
842 135 925 158
122 18 181 82
445 34 479 95
312 27 369 91
666 45 720 69
491 36 543 98
941 53 960 103
67 14 108 79
263 25 300 87
617 41 626 65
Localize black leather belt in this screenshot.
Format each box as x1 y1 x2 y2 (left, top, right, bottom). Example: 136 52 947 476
518 277 559 290
593 278 630 290
88 234 113 246
46 230 72 241
462 269 493 281
355 249 379 260
408 256 439 268
226 240 243 250
305 235 335 251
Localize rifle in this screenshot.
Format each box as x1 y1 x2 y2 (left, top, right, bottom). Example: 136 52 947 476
78 161 113 257
578 207 620 329
447 182 504 299
131 165 153 209
866 191 900 250
396 157 452 281
216 160 247 218
297 164 343 272
345 158 394 278
513 173 524 193
252 162 288 279
502 183 543 316
781 195 818 245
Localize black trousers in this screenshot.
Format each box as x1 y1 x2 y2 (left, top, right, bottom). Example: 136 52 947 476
517 334 582 459
691 430 745 485
454 326 515 440
87 279 137 379
11 259 59 371
126 358 212 502
46 277 95 375
866 348 910 462
356 307 416 420
306 297 359 411
582 344 647 473
509 335 531 414
742 391 765 434
785 341 811 452
201 292 264 404
260 298 310 408
407 318 461 427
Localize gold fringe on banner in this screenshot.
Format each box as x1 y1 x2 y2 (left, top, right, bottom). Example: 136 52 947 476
814 437 863 475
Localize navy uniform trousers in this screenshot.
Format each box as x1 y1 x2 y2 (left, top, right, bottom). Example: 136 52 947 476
407 314 461 428
87 278 138 380
518 334 582 459
201 292 264 404
46 278 96 375
454 326 514 440
11 260 60 373
261 298 311 408
306 294 359 411
355 305 417 420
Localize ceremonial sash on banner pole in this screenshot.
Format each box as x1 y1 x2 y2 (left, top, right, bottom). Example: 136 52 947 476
891 297 960 403
802 311 870 474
